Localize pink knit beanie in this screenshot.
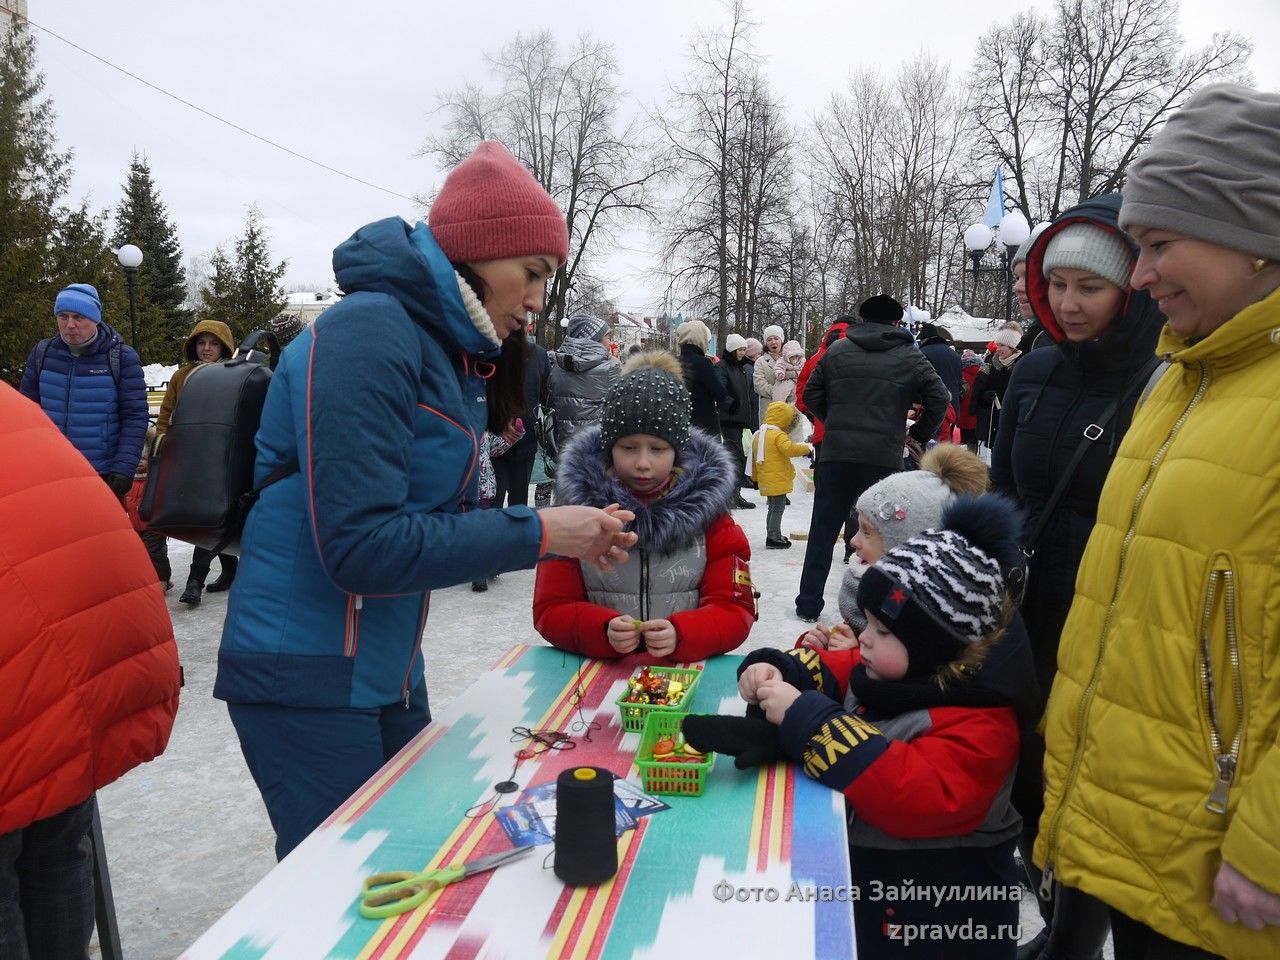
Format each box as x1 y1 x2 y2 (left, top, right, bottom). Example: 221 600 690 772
428 141 569 265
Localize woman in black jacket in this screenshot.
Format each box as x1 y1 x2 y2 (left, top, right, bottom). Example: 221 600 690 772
675 319 728 439
991 193 1163 957
716 332 757 508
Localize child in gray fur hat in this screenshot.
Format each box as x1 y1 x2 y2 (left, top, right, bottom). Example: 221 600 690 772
800 444 989 651
533 351 756 663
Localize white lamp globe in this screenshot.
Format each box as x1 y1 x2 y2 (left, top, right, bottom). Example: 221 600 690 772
117 244 144 269
999 210 1031 247
964 223 994 253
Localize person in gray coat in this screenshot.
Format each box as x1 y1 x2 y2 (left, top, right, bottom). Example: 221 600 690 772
547 313 621 454
794 295 950 621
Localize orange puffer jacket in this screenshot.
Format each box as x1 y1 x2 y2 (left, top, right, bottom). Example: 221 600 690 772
0 384 180 834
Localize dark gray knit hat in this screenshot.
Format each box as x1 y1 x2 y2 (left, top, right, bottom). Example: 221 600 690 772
567 312 610 342
270 313 306 347
858 295 904 325
599 351 691 456
1119 84 1280 260
1042 223 1134 289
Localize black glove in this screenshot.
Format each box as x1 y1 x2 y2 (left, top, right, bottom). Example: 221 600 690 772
103 472 133 497
682 713 783 770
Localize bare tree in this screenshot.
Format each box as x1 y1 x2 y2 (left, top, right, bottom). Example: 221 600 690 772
419 31 659 344
969 0 1251 221
808 57 968 318
652 0 761 342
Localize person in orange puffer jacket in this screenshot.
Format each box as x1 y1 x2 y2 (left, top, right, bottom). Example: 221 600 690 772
0 383 181 960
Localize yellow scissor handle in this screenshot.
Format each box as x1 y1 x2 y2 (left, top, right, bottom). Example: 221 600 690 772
359 870 449 919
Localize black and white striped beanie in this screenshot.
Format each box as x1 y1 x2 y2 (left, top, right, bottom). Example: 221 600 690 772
857 494 1020 677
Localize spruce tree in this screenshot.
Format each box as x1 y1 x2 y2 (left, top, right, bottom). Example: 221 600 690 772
0 23 125 381
112 154 190 363
198 206 287 343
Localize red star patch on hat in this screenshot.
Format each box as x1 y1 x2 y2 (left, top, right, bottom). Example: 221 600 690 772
881 581 911 617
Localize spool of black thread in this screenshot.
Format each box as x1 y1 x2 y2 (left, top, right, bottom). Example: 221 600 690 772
553 766 618 886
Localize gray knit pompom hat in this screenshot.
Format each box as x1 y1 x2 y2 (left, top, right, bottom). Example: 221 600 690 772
1119 84 1280 260
599 351 691 456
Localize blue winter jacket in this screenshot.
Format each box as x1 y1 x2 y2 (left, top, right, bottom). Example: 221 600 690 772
17 323 148 477
215 218 545 710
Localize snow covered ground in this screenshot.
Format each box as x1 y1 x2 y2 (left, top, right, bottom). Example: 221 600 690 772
90 475 1055 958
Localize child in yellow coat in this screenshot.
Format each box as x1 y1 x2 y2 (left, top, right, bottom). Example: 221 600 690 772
749 401 813 549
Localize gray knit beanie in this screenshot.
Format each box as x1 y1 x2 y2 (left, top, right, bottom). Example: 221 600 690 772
567 313 610 343
599 352 692 456
1119 84 1280 260
856 469 957 556
1012 236 1035 266
1042 223 1135 289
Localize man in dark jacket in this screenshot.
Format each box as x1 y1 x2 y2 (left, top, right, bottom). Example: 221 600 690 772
794 295 950 621
716 332 757 509
18 283 148 502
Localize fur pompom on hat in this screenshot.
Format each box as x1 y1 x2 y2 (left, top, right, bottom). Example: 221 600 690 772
428 141 569 265
992 328 1022 350
743 337 763 360
54 284 102 324
599 351 692 456
1120 84 1280 260
567 313 610 342
675 319 711 352
858 294 904 325
724 333 748 353
857 493 1021 678
1042 223 1135 290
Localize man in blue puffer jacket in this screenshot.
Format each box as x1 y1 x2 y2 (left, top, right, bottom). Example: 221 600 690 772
18 283 148 500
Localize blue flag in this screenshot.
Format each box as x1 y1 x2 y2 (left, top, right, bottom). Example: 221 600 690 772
982 167 1005 228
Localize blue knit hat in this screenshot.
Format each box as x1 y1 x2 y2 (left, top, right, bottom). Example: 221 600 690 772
54 284 102 324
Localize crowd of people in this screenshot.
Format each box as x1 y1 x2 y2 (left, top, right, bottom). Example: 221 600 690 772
3 83 1278 960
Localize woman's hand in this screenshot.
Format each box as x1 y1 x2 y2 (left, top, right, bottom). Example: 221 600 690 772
1212 860 1280 930
738 663 782 703
538 504 638 570
639 619 676 658
756 679 802 725
606 616 641 655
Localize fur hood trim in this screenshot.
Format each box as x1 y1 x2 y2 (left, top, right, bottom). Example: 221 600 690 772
555 425 735 554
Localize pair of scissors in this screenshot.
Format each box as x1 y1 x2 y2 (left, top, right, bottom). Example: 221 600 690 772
359 846 533 919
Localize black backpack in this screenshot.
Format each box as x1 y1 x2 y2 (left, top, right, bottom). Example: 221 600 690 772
140 330 298 556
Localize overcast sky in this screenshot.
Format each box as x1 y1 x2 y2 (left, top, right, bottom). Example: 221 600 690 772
26 0 1280 312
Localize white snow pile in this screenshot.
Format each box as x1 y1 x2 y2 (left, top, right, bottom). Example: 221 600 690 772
144 363 179 389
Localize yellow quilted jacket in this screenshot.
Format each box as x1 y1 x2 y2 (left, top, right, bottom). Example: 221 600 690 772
1036 287 1280 958
749 401 813 497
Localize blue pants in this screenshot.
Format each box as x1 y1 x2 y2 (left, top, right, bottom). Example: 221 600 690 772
229 680 430 860
0 796 96 960
795 460 895 619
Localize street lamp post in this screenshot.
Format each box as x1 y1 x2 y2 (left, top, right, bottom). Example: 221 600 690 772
116 244 144 351
963 211 1031 323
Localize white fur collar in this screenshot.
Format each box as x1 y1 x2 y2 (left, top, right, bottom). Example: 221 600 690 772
453 271 501 348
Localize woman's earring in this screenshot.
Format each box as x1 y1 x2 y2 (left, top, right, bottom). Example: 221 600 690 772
1254 258 1270 274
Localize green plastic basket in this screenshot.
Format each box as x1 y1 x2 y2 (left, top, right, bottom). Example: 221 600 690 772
635 711 715 796
614 666 702 734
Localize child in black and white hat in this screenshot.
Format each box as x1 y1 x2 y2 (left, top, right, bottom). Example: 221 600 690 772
686 492 1038 959
533 351 755 663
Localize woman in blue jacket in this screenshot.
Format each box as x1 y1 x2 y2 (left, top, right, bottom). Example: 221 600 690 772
216 142 638 859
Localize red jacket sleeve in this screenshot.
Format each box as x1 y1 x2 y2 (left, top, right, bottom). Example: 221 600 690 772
844 705 1020 839
532 557 620 658
668 514 756 660
795 351 821 420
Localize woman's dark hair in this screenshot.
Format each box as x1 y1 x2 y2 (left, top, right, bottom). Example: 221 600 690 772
487 330 529 433
451 261 529 433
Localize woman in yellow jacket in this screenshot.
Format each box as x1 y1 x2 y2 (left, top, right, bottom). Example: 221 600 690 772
1037 84 1280 960
748 400 812 550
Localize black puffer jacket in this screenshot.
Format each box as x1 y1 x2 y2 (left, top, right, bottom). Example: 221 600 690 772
679 342 727 436
990 193 1164 702
802 323 950 469
716 352 756 429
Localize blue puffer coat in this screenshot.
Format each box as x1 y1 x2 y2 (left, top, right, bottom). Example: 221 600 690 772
215 218 545 710
17 322 148 476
